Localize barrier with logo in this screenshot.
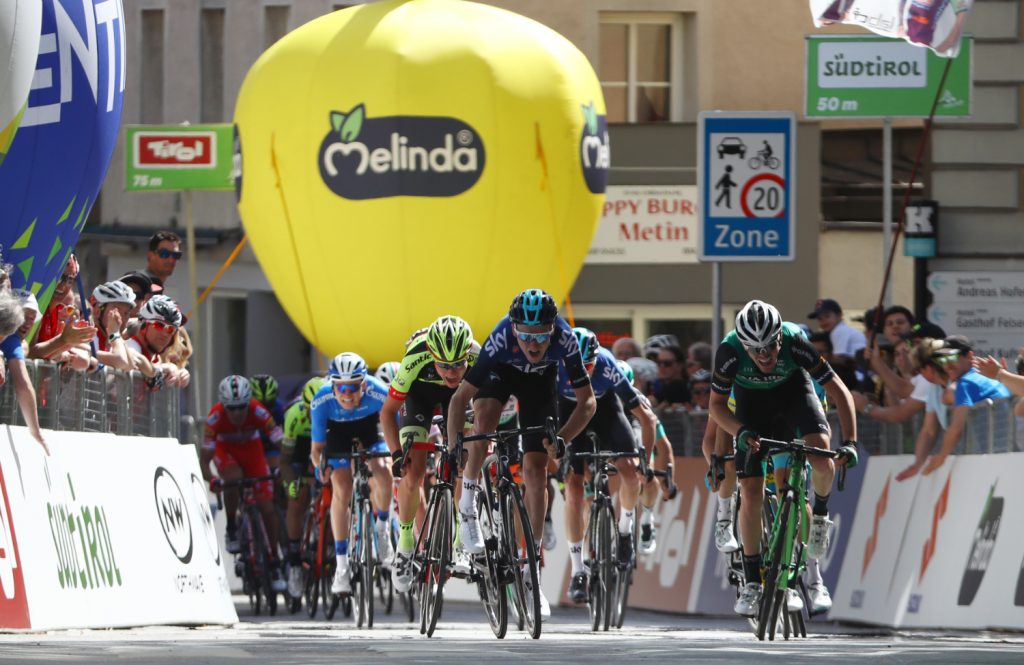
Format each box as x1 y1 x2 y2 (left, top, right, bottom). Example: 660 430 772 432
0 425 236 630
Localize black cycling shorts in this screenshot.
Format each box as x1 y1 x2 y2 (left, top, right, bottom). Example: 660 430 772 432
325 416 380 458
399 381 456 449
475 364 557 454
560 392 637 476
733 371 830 479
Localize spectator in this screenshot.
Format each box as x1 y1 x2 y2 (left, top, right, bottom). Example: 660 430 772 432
808 330 832 358
687 369 712 411
144 231 182 287
861 305 917 404
644 333 679 362
89 281 136 372
119 271 162 317
0 288 49 454
161 327 193 371
28 255 95 371
651 344 690 407
808 297 865 377
854 315 940 427
626 356 657 396
852 306 884 337
920 336 1010 475
127 294 190 388
974 350 1024 398
12 290 39 351
611 337 641 361
896 337 956 480
686 341 712 374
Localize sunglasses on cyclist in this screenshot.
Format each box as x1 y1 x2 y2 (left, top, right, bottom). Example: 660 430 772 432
156 248 183 260
147 320 178 334
514 326 554 344
745 337 781 357
225 403 248 411
434 359 467 371
332 379 363 393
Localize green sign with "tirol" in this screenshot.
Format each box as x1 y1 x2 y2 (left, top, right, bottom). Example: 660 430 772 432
805 35 971 118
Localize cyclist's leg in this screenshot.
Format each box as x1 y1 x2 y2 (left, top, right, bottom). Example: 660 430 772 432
462 373 509 522
213 446 244 545
784 373 835 518
515 369 559 543
397 424 431 551
329 462 354 567
234 443 281 557
562 406 588 576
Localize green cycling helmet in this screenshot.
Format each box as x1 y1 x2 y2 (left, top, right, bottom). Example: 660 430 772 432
616 359 635 384
302 376 326 407
426 315 473 363
250 374 279 403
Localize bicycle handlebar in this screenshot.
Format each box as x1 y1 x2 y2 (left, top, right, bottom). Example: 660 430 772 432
756 437 847 491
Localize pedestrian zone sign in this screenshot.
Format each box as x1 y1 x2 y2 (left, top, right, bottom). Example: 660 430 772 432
697 111 796 262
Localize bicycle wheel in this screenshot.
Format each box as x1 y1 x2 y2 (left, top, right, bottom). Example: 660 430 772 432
323 535 341 621
476 486 508 638
599 504 614 632
253 514 279 617
361 500 376 628
613 516 639 629
585 504 602 632
757 492 794 642
420 487 452 637
303 508 320 618
505 485 541 639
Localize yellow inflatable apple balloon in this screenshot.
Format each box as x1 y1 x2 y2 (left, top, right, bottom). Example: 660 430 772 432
234 0 608 365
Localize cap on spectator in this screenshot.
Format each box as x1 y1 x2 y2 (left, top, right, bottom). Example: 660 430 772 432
900 321 946 341
943 335 973 353
12 289 38 314
688 369 712 385
119 271 163 294
807 298 842 319
626 357 658 384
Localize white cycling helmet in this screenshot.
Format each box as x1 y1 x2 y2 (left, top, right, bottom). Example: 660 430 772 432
734 300 782 348
374 361 400 385
91 280 136 306
218 374 251 408
329 352 367 382
139 294 183 327
643 333 679 357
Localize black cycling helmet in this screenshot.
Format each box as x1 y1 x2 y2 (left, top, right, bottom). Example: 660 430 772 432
509 288 557 326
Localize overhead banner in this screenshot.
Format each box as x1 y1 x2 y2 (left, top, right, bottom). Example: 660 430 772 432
0 426 237 630
809 0 973 58
586 186 698 264
805 35 971 118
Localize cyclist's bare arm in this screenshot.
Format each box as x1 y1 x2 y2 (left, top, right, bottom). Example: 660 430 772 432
709 390 742 438
630 399 657 455
279 439 296 483
380 395 403 454
447 380 479 446
559 383 596 443
822 376 857 444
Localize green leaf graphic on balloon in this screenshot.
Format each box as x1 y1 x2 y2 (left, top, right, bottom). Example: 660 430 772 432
582 102 598 136
330 104 365 142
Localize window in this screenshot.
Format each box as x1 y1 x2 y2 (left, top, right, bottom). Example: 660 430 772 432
821 128 926 225
264 5 290 51
200 9 225 122
599 13 683 123
140 10 164 123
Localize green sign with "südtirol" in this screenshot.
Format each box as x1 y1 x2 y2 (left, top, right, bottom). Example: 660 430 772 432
805 35 971 118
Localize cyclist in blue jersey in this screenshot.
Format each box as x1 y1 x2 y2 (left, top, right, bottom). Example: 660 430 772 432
310 352 394 596
447 289 596 617
559 328 657 604
710 300 858 617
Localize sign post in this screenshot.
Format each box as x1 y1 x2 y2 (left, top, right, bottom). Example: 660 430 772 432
124 124 235 424
698 112 796 346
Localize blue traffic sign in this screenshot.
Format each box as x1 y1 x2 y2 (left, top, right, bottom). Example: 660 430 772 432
697 112 796 262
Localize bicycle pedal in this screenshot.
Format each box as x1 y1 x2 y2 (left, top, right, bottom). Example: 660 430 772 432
485 536 498 551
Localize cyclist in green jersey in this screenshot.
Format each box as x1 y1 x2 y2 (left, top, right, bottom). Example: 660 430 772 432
710 300 859 617
279 376 326 598
380 316 478 593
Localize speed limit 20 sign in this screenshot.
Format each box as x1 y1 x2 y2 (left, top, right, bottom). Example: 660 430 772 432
697 111 795 262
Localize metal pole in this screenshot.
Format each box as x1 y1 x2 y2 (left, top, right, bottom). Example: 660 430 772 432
883 118 893 308
185 190 202 430
711 261 722 353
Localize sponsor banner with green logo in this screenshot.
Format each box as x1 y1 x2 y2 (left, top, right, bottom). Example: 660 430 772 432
124 124 235 191
805 35 971 118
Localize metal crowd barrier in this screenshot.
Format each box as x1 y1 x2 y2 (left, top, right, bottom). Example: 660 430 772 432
0 359 180 439
654 396 1020 458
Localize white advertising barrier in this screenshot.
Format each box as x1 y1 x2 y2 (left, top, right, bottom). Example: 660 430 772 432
0 426 237 630
831 455 922 625
832 453 1024 630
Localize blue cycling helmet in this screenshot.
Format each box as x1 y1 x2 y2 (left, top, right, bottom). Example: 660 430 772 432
572 327 599 363
509 288 557 326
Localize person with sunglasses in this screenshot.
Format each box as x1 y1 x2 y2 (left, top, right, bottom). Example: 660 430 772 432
126 294 190 388
709 299 859 617
380 316 478 593
202 375 287 594
28 256 95 370
144 231 182 286
310 352 394 597
559 328 657 604
446 288 596 618
87 281 137 372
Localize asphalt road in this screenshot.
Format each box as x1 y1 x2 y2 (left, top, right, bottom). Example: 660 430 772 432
0 594 1022 664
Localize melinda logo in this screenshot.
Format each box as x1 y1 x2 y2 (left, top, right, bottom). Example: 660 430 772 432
818 42 927 89
579 102 609 194
318 104 485 200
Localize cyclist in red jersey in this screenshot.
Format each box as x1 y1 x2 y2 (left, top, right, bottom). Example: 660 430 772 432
202 374 287 592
